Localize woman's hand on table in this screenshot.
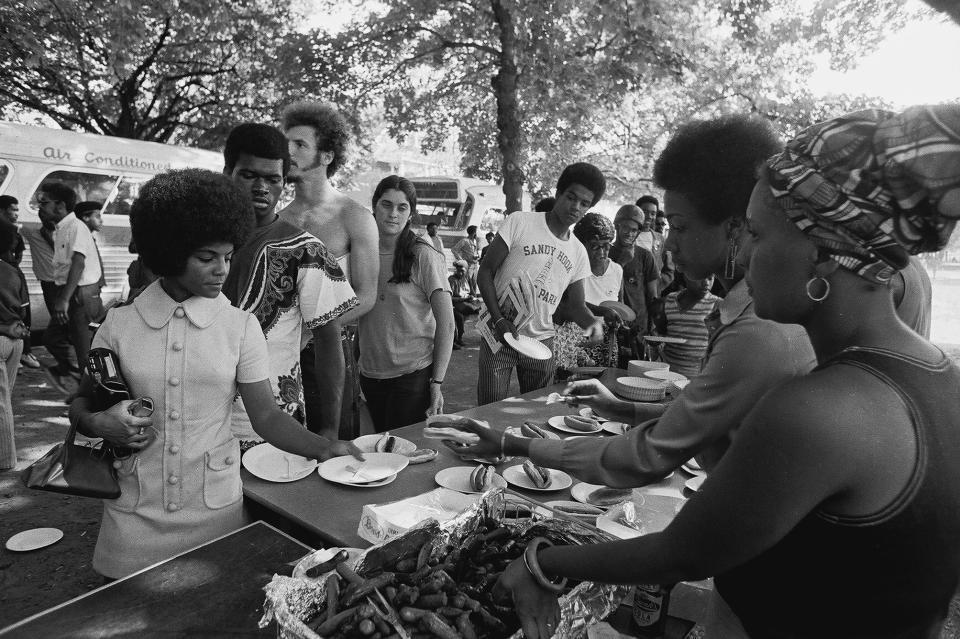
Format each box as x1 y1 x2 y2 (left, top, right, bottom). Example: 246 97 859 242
89 400 156 450
494 557 562 639
319 439 364 462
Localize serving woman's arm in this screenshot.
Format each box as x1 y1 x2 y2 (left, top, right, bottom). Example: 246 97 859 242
427 289 455 416
240 379 361 461
501 374 879 636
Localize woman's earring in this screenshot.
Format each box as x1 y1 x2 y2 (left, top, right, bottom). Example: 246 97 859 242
724 238 739 279
805 276 830 302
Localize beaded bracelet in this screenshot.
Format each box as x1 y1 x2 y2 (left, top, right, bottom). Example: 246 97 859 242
523 537 568 593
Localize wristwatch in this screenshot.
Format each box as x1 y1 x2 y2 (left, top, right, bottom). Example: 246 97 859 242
430 378 443 385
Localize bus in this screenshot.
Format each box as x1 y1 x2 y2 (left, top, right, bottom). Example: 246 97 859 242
408 176 530 250
0 121 223 328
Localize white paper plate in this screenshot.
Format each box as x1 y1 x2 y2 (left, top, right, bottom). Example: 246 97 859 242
643 335 687 344
599 300 636 322
503 333 552 360
6 527 64 552
682 458 704 475
547 414 603 434
242 443 318 483
597 509 645 539
502 465 572 492
353 434 417 455
318 453 408 486
685 474 707 492
435 466 507 494
570 482 634 508
601 421 629 435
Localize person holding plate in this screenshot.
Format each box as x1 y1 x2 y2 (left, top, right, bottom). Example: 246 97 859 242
476 163 605 405
68 169 360 580
488 104 960 639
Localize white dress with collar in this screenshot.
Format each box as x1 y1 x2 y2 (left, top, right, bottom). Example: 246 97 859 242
90 281 269 578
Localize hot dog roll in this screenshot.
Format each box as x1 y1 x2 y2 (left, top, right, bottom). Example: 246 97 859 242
470 465 495 491
563 415 600 432
520 421 549 439
403 448 438 464
521 460 551 488
375 433 397 453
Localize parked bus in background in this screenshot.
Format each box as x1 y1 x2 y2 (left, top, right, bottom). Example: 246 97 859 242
0 121 222 328
408 176 530 252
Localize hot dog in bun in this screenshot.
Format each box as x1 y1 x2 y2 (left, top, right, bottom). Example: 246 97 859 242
522 460 551 488
470 465 495 491
563 415 600 432
375 433 397 453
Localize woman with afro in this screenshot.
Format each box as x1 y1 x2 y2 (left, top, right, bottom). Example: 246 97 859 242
69 169 359 579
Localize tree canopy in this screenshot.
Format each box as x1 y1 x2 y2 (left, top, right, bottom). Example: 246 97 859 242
0 0 299 147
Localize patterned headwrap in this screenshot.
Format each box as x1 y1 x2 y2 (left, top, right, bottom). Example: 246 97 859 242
765 105 960 283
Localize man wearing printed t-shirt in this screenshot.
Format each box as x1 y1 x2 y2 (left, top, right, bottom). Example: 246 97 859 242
476 163 605 404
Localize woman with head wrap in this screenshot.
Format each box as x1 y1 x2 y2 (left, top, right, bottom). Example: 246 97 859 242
552 212 622 377
486 105 960 639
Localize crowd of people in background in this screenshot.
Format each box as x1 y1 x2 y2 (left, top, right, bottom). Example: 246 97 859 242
2 98 959 637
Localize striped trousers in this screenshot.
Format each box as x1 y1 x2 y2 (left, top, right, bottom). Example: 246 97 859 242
477 337 555 405
0 336 23 469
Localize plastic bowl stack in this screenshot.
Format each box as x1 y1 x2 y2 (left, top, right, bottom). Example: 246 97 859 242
628 360 670 377
615 376 668 402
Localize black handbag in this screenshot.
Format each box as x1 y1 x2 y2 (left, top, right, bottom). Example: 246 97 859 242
20 422 120 499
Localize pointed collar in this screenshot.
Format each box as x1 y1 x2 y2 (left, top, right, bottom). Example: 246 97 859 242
716 278 754 326
134 280 229 329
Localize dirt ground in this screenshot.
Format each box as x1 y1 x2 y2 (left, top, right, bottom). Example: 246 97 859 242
3 297 960 631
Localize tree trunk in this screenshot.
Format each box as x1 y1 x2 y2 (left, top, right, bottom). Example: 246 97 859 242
490 0 524 213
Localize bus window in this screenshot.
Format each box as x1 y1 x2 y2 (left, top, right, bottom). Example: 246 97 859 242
102 174 149 216
0 161 10 192
30 170 120 210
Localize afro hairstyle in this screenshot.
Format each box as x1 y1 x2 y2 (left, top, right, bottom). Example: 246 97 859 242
534 197 555 212
654 114 781 226
224 122 291 177
635 195 660 210
573 212 616 244
281 101 351 178
555 162 606 206
130 169 254 277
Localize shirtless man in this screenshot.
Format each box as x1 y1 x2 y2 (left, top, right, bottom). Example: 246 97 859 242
279 102 378 439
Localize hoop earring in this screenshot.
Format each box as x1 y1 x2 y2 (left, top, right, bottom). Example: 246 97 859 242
724 239 739 279
806 276 830 302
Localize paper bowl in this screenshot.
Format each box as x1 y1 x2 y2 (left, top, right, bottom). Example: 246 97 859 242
627 360 670 376
614 376 667 402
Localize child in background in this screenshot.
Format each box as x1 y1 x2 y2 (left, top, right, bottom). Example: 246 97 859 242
0 221 30 469
653 274 719 376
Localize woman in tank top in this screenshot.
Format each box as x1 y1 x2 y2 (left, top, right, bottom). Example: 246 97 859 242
490 106 960 639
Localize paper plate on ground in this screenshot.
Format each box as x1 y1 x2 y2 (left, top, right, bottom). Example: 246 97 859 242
242 443 318 482
435 466 507 494
319 453 408 486
353 433 417 455
502 465 572 492
547 414 603 434
6 528 64 552
503 333 552 360
599 300 636 322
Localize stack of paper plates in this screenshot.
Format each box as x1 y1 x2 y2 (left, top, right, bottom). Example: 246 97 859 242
614 376 667 402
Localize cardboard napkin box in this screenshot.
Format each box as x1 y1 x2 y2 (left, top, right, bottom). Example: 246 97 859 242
357 487 480 543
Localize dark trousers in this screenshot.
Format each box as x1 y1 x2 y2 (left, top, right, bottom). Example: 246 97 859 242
359 365 432 433
301 326 360 439
41 280 104 374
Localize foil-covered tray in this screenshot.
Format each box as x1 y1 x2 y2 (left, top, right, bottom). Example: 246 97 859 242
260 487 631 638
